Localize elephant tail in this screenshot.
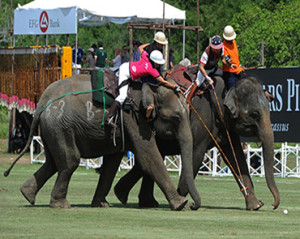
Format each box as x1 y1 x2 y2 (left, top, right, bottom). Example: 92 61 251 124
4 106 43 177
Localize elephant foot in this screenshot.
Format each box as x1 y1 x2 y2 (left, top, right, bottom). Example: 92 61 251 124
138 196 159 208
91 199 110 208
50 198 71 208
246 198 264 211
169 196 188 211
20 175 38 205
114 182 129 205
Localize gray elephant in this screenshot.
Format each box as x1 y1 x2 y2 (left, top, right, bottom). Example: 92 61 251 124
4 72 201 210
114 75 280 210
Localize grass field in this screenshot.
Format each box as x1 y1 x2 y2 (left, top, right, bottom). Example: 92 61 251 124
0 162 299 239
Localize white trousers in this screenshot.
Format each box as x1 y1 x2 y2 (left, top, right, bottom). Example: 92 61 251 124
115 62 131 105
195 68 215 87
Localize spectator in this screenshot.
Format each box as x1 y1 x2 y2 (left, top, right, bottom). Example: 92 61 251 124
186 35 225 102
83 48 95 73
111 47 122 68
95 41 107 68
91 43 97 53
169 48 174 70
222 25 245 90
72 41 84 74
179 53 191 67
121 45 130 64
133 41 140 61
72 41 84 65
12 122 26 154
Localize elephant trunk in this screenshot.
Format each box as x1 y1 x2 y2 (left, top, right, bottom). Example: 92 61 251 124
178 120 201 210
259 115 280 209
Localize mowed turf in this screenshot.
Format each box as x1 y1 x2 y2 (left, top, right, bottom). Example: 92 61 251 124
0 162 299 239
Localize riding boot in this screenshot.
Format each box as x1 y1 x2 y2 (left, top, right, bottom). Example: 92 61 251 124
106 100 121 128
186 82 198 104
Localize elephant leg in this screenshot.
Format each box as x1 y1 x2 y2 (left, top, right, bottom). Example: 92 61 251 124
177 145 207 197
114 163 144 205
92 152 123 207
20 146 57 205
49 142 80 208
124 115 187 211
138 174 158 208
222 137 263 210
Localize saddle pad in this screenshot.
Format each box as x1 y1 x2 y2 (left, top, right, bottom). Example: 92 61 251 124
91 69 134 110
166 64 192 89
91 69 116 106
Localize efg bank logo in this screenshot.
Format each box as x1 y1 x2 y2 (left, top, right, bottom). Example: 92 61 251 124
39 11 49 33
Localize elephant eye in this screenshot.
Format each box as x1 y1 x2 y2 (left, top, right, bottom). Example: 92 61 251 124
250 111 259 119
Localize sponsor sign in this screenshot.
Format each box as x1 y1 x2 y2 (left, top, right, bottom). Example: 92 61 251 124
247 67 300 142
14 8 77 35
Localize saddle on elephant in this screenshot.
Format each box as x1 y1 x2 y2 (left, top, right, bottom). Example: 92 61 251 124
166 64 213 98
91 69 134 107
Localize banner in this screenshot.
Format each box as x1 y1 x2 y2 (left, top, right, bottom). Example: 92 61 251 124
14 8 77 35
247 67 300 142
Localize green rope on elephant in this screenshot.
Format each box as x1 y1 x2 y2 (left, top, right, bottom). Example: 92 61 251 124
41 87 105 122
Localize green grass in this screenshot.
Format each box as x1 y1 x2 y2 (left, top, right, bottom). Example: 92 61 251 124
0 162 299 239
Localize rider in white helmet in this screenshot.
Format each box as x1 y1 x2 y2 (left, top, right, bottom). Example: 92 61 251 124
106 43 181 127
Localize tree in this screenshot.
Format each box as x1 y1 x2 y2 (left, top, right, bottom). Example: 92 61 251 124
231 0 299 67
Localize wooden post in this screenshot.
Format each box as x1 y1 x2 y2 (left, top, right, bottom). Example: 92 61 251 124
66 34 70 46
261 38 265 66
162 0 165 32
10 0 13 46
197 0 200 63
35 35 39 46
129 27 133 61
45 35 48 46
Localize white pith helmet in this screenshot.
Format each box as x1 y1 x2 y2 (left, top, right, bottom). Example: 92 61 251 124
223 25 236 41
153 31 168 45
150 50 165 65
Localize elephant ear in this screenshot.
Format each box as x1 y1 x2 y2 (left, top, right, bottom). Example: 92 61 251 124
224 87 238 118
141 83 158 120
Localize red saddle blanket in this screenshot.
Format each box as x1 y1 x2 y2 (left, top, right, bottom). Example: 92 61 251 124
166 64 200 89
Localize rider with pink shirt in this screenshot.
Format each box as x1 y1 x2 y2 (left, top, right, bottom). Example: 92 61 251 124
106 43 181 128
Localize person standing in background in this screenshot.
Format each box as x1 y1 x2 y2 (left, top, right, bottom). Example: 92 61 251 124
72 41 84 74
121 45 130 64
111 47 122 68
179 53 191 67
83 48 95 73
133 41 140 61
168 48 174 70
95 41 107 68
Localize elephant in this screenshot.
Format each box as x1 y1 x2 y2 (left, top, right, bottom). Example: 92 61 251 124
114 75 280 211
4 72 201 210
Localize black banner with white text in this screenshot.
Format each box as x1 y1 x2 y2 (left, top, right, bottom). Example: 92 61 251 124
247 67 300 142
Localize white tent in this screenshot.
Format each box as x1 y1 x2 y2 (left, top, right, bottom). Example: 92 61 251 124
16 0 186 27
14 0 186 61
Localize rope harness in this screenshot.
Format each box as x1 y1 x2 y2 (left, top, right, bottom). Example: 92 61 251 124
166 67 249 196
184 86 249 198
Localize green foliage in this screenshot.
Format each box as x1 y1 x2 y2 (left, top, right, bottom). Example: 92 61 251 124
0 163 299 238
231 0 300 67
0 106 9 138
0 1 299 66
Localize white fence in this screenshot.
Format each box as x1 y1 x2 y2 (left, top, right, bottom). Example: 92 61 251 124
30 137 299 178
